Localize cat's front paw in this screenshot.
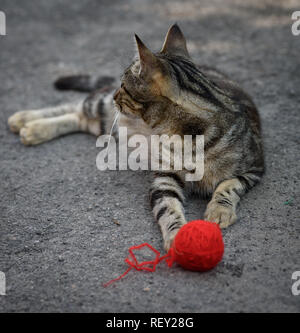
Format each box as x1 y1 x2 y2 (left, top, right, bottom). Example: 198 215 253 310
204 201 237 228
8 110 38 134
163 230 179 252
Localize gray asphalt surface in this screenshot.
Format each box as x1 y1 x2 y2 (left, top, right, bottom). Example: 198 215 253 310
0 0 299 312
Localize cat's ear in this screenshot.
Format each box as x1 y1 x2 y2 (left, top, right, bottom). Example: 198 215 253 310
134 34 158 76
161 24 189 57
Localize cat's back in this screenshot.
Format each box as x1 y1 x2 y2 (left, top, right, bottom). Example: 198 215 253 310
198 65 261 135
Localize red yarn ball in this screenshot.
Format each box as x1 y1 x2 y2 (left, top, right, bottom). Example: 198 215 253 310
168 220 224 271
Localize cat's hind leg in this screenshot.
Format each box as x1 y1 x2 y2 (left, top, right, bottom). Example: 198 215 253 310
8 90 115 145
8 102 83 134
8 101 90 145
19 111 90 145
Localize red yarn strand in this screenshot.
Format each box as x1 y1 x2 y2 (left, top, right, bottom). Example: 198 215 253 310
103 267 133 288
103 243 172 287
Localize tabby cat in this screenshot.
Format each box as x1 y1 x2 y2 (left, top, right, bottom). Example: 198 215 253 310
8 24 264 251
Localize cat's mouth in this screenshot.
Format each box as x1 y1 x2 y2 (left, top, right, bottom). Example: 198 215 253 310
113 100 138 119
113 87 144 118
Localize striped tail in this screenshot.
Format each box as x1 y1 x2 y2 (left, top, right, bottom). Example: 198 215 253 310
54 75 115 93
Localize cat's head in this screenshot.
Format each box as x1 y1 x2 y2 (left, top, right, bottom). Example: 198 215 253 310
113 24 190 118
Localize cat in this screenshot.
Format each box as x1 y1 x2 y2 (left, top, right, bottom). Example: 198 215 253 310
8 24 264 251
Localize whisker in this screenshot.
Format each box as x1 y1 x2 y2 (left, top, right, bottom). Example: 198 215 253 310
104 108 120 157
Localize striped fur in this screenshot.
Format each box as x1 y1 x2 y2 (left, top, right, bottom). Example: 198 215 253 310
150 173 186 250
8 24 264 251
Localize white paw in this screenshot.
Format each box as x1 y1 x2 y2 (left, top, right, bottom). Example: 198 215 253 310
204 201 237 228
19 120 54 146
8 110 39 134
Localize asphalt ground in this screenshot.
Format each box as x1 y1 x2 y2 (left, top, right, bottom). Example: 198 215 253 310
0 0 299 312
